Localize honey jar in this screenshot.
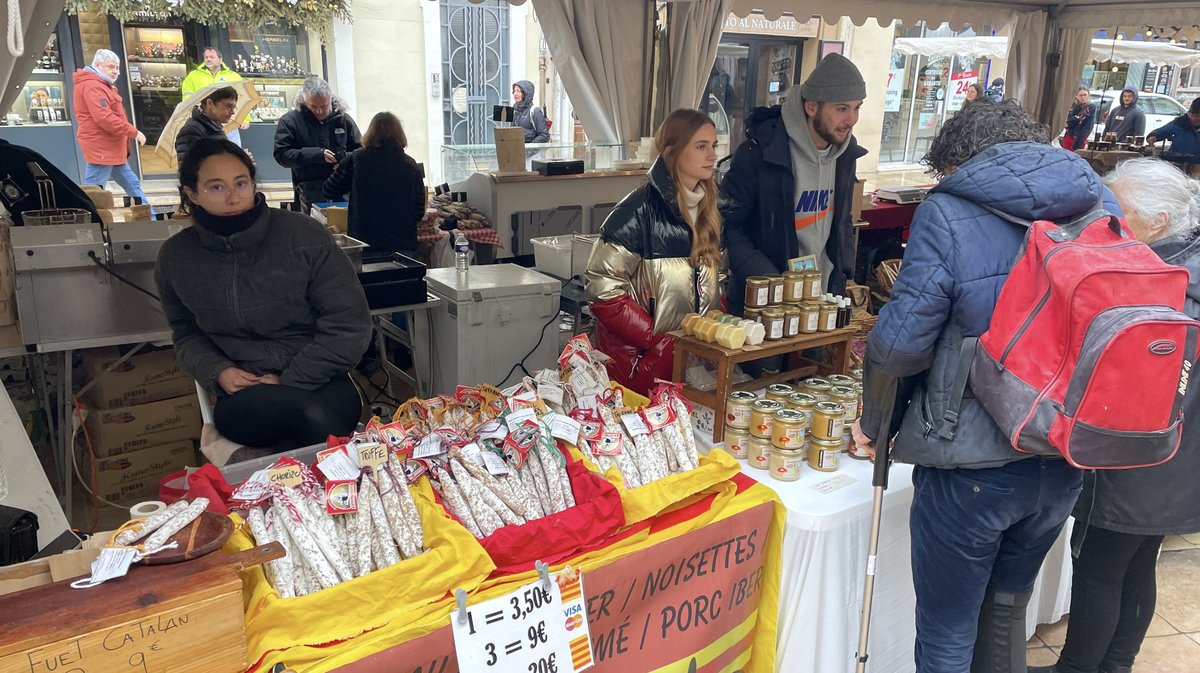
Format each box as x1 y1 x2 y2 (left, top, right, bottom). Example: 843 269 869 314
798 303 820 333
724 427 751 459
782 305 801 338
764 383 795 403
801 377 832 402
818 302 838 332
748 436 773 469
744 276 770 309
767 275 785 305
782 271 806 303
749 399 784 439
830 386 859 421
826 374 855 388
811 401 846 440
787 392 818 424
743 307 763 323
802 271 822 299
771 408 808 449
808 437 841 471
769 446 804 481
725 391 758 429
761 307 785 341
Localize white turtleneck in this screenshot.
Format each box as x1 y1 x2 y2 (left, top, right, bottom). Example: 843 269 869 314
682 184 704 225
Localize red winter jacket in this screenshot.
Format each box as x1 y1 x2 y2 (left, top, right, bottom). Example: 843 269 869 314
72 69 138 165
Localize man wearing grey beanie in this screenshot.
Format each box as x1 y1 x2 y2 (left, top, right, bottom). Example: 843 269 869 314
722 53 867 314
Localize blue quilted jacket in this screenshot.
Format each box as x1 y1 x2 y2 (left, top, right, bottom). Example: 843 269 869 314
860 141 1122 469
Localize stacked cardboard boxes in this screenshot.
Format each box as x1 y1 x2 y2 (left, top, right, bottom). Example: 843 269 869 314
78 185 154 225
78 346 202 504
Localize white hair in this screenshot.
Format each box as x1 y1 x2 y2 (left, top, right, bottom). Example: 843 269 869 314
292 75 348 112
91 49 119 67
1104 158 1200 238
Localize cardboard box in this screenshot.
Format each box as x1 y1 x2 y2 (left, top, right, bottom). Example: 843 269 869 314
325 205 347 234
79 184 115 209
97 203 152 225
851 179 867 222
0 531 107 597
82 345 193 409
80 439 195 493
84 394 203 458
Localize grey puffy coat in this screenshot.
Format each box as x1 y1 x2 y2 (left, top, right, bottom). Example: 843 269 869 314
155 206 372 394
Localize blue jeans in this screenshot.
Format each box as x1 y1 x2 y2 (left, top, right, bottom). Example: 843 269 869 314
910 458 1082 673
83 162 147 202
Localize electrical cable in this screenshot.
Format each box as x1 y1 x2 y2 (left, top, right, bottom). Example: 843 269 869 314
495 310 558 387
87 251 161 302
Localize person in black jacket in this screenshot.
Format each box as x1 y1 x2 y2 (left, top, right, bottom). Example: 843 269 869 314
323 111 427 261
1029 158 1200 673
512 80 550 143
273 76 361 212
174 86 238 168
720 53 867 313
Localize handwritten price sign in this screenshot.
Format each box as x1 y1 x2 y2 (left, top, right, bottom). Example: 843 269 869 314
452 580 574 673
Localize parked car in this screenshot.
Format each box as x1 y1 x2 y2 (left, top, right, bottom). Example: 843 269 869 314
1092 89 1187 137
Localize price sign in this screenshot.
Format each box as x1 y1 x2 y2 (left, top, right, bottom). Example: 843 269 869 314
452 580 573 673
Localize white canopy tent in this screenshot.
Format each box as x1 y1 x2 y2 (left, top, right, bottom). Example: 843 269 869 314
892 36 1010 60
1089 38 1200 68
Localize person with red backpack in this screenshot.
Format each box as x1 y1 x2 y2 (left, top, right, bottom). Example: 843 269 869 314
1029 158 1200 673
851 101 1123 673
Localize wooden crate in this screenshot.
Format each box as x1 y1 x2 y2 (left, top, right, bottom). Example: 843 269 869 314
0 544 276 673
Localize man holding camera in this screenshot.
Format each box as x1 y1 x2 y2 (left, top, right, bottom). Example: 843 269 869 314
273 76 361 212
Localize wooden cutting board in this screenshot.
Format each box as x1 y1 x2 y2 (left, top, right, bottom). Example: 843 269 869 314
139 511 235 565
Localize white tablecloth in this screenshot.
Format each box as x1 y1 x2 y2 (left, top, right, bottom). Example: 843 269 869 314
696 433 1073 673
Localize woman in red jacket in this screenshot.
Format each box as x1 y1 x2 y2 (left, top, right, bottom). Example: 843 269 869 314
584 109 723 393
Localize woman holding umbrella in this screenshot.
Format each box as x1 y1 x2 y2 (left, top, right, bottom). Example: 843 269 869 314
175 86 239 167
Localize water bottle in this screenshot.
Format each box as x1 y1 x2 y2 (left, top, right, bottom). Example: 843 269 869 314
454 230 470 272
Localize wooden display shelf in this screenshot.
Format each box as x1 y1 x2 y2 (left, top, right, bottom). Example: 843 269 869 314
670 326 856 443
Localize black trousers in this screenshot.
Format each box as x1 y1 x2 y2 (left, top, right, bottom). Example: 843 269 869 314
213 375 362 450
1056 524 1164 673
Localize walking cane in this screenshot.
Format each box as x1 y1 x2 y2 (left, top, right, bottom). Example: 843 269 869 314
854 378 899 673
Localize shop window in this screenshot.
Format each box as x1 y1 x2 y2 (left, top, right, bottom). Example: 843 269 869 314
3 30 70 127
441 0 510 146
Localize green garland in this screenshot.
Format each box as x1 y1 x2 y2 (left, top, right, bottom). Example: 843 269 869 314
64 0 352 35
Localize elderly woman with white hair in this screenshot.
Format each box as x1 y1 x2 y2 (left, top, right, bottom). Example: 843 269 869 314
1031 157 1200 673
272 75 361 211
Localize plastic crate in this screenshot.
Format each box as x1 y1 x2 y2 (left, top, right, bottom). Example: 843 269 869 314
531 235 572 279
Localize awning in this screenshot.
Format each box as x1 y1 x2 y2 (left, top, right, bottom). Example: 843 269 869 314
892 35 1009 59
729 0 1018 28
1089 38 1200 68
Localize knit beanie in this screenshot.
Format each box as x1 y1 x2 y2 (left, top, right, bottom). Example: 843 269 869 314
799 53 866 102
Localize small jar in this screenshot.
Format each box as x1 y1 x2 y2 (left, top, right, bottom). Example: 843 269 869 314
787 392 818 425
847 428 873 460
767 275 785 305
830 386 859 420
808 437 841 471
748 436 773 469
826 374 855 388
851 382 864 418
818 303 838 332
782 305 801 338
744 276 770 309
724 427 751 459
769 446 805 481
764 384 795 403
798 303 820 334
803 271 823 299
782 271 806 303
771 408 808 449
801 377 832 402
749 399 784 439
725 391 758 429
743 307 763 323
811 401 846 440
761 307 785 341
850 368 864 382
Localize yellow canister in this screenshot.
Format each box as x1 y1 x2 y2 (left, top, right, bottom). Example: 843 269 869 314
829 386 859 421
748 436 773 469
811 401 846 440
764 383 795 403
801 377 832 402
808 437 841 471
725 390 758 429
744 276 770 309
769 446 805 481
782 271 806 303
771 408 808 449
749 399 784 439
724 427 751 459
798 303 820 333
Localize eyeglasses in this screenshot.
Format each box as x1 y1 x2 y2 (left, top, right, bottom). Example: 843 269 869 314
201 179 255 198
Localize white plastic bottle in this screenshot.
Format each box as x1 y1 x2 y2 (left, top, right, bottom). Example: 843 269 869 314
454 230 470 272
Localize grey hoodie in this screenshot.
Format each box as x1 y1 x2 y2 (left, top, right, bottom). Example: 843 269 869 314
1104 87 1146 141
780 96 849 290
513 80 549 143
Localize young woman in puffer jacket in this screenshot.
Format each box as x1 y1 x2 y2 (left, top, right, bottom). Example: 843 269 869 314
585 108 723 394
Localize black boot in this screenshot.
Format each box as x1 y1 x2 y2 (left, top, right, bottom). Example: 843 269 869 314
970 587 1035 673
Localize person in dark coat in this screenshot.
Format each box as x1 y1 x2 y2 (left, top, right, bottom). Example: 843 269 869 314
1146 96 1200 156
1104 88 1145 142
174 86 238 167
512 80 550 143
323 111 427 260
985 77 1004 102
156 137 371 453
851 101 1122 673
585 109 722 394
273 76 361 211
1029 158 1200 673
1061 87 1097 151
720 53 867 312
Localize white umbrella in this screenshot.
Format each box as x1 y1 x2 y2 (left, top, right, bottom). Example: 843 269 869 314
154 80 261 167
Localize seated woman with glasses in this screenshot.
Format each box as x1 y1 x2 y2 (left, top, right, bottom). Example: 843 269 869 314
155 137 372 458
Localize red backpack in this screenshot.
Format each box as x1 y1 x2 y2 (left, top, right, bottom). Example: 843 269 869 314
959 207 1199 469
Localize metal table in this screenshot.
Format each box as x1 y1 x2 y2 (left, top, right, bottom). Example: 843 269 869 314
371 293 441 400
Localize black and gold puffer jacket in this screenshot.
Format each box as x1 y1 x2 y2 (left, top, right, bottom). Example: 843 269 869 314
585 158 720 393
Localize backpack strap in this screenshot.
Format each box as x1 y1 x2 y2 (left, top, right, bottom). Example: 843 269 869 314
938 337 977 440
978 200 1121 241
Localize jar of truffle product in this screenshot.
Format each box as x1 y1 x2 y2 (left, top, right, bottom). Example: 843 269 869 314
783 271 806 303
749 399 784 439
724 427 751 459
725 391 758 429
764 384 795 403
769 446 804 481
801 377 832 402
808 437 841 471
798 303 820 333
767 275 785 305
829 386 859 421
748 436 773 469
771 408 808 449
782 305 801 338
761 307 785 341
811 401 846 440
786 392 818 424
744 276 770 309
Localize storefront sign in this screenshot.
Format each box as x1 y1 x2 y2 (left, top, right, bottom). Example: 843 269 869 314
723 12 821 38
918 63 947 129
885 68 905 113
946 69 978 112
334 502 776 673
